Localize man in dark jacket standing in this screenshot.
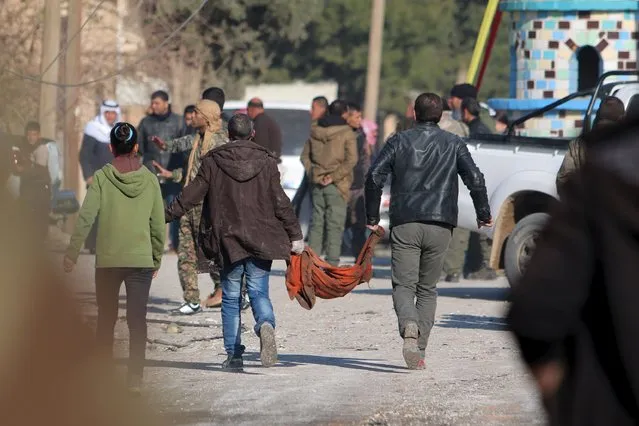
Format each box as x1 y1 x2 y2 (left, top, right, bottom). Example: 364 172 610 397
247 97 282 159
301 100 358 266
345 102 370 256
366 93 492 370
166 114 304 370
138 90 185 250
509 122 639 425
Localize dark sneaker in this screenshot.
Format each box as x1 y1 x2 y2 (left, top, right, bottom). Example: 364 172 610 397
222 355 244 371
467 265 498 281
171 302 201 316
127 374 142 395
444 273 460 283
259 323 278 367
402 322 421 370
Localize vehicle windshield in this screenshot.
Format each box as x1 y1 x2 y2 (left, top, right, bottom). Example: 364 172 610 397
222 108 310 157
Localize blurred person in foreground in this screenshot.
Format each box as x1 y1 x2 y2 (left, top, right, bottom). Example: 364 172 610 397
508 116 639 425
0 143 163 426
152 88 229 313
301 99 358 266
64 122 165 393
556 96 625 196
166 114 304 370
366 93 491 370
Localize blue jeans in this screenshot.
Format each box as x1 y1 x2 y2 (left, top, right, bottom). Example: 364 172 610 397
221 258 275 356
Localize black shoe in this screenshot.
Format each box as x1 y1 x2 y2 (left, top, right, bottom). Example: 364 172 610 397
444 273 460 283
222 355 244 371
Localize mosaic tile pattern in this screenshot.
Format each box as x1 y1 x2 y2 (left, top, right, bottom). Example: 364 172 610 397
509 109 584 138
511 11 638 99
507 10 638 137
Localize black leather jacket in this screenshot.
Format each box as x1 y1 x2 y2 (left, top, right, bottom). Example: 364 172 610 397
365 122 491 228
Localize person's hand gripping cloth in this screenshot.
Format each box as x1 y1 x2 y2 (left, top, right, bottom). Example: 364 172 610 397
285 227 385 310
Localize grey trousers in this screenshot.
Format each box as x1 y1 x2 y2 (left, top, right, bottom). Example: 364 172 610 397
391 222 452 351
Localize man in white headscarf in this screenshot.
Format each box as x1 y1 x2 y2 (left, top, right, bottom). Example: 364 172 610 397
79 99 121 253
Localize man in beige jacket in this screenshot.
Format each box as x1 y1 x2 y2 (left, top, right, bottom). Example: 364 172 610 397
301 100 358 266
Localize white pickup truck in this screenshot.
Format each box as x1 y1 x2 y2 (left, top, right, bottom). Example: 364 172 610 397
457 71 639 285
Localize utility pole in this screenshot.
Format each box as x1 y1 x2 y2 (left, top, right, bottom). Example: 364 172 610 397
363 0 386 121
116 0 127 98
64 0 82 217
38 0 62 140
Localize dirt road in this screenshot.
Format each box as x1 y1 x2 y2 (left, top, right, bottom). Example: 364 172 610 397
70 251 544 425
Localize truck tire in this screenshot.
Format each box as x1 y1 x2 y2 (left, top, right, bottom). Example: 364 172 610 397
504 212 550 287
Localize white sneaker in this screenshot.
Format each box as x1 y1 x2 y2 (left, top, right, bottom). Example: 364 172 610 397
171 302 201 316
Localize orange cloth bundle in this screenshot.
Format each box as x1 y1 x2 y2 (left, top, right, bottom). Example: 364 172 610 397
285 227 385 310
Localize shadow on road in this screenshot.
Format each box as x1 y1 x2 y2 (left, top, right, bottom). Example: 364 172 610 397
439 286 509 301
120 354 406 375
353 286 509 302
242 352 408 374
436 314 508 331
118 358 262 375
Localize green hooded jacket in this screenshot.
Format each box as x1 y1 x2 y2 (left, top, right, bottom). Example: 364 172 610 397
66 164 165 269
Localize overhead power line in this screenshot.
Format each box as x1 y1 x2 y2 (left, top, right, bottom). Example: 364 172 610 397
4 0 209 88
39 0 107 79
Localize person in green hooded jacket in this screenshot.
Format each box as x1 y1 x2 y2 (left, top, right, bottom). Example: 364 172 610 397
64 122 165 394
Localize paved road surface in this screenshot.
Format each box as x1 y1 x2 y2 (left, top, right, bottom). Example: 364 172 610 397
69 251 544 425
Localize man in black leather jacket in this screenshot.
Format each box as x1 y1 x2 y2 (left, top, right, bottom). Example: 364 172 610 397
365 93 492 370
137 90 185 251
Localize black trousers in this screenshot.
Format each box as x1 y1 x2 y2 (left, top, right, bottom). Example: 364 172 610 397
95 267 153 378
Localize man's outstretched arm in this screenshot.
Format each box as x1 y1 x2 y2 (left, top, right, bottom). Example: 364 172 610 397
165 157 211 222
154 134 196 153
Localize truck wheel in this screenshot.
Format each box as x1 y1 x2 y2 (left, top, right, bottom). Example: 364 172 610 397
504 213 550 287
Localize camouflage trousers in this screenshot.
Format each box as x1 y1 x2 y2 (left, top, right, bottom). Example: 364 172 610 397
178 204 220 304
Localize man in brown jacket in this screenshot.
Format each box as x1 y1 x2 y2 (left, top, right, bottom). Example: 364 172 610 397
301 100 358 266
166 114 304 370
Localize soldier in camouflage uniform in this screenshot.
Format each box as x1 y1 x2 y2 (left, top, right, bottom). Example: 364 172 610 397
154 99 228 315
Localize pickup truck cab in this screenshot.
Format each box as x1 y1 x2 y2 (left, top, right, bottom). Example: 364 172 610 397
457 71 639 285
